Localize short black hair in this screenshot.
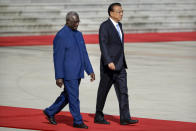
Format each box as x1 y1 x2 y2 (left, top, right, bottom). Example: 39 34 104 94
108 3 121 16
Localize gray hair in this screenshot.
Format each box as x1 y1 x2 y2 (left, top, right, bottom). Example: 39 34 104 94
66 11 79 22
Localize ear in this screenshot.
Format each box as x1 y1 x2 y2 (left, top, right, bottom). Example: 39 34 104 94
110 11 114 17
67 21 71 25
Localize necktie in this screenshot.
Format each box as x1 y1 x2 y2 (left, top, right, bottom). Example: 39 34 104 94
116 24 122 41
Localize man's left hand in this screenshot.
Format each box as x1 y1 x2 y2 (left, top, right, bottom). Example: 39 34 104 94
90 73 95 82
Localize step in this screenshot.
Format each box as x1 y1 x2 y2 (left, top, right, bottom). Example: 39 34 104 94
0 0 196 4
1 10 195 20
0 22 195 32
1 13 195 20
0 3 195 10
0 17 195 25
1 6 195 13
0 26 195 36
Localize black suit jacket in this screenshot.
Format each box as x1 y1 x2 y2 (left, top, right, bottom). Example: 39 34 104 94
99 18 127 71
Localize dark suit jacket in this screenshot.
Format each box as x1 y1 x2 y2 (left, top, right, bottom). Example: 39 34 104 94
99 18 127 71
53 25 94 80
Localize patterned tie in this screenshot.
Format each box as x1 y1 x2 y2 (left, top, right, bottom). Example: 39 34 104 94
116 24 122 42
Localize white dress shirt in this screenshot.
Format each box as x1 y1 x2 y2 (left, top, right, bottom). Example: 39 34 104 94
109 17 122 41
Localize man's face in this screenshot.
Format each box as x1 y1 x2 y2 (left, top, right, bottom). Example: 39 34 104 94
67 15 80 30
110 5 123 22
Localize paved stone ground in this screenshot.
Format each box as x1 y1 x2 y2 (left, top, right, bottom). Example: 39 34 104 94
0 41 196 131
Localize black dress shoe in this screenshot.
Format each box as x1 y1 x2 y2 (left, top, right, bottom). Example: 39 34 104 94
94 119 110 124
120 119 139 125
43 110 57 125
73 123 88 129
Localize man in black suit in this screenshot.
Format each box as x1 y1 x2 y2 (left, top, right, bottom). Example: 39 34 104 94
94 3 139 125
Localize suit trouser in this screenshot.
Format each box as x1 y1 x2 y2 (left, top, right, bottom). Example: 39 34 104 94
95 68 131 120
45 79 83 124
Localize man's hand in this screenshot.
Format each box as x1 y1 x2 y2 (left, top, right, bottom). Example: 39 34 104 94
90 73 95 82
56 79 64 88
108 62 115 70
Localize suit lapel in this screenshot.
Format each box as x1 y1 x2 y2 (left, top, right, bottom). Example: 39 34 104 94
108 19 123 44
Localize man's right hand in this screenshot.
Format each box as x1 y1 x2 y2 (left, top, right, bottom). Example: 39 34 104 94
56 79 64 88
108 62 115 70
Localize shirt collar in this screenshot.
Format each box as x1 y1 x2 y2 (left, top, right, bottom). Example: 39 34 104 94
109 17 119 27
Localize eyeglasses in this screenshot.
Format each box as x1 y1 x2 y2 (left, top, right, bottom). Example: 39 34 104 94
68 20 80 24
112 10 123 14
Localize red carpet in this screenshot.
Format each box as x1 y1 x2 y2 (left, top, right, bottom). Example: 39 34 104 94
0 32 196 46
0 106 196 131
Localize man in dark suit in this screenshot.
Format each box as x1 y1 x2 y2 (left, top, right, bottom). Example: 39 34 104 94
43 11 95 129
94 3 139 125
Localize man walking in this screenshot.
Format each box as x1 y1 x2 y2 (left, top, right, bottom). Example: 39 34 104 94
94 3 138 125
43 11 95 129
